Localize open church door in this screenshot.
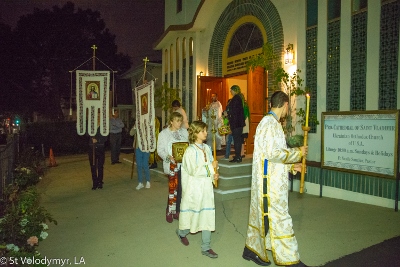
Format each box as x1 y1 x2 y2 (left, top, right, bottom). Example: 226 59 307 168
196 76 228 119
247 66 268 154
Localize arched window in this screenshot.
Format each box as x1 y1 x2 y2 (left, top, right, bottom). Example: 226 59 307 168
228 23 263 57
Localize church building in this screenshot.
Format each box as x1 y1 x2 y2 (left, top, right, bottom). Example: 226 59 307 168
154 0 399 208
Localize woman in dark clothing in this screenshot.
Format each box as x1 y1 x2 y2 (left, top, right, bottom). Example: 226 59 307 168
227 85 245 163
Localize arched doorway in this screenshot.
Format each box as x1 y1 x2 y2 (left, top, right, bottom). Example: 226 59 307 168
204 0 284 153
196 68 268 154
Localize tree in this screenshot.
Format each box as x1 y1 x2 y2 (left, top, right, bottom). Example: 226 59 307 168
154 82 181 112
3 2 131 119
0 21 19 112
246 42 319 147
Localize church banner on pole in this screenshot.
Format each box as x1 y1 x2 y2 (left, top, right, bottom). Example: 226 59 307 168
134 80 156 152
76 70 110 136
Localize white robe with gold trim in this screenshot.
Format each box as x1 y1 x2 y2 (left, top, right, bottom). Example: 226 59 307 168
245 114 302 265
202 101 223 150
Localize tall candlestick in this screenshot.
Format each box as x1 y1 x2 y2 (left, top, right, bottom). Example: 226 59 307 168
301 94 311 194
305 94 310 127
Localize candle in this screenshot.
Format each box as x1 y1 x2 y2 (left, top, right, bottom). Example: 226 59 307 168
305 94 310 127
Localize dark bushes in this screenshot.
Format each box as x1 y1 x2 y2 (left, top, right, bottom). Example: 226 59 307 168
26 121 88 156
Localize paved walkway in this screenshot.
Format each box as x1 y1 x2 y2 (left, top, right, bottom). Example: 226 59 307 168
37 152 400 267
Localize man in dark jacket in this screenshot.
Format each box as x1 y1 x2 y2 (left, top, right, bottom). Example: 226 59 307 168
227 85 245 163
88 115 108 190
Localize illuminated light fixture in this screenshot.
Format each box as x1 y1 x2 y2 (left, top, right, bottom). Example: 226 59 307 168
199 71 204 76
284 43 294 65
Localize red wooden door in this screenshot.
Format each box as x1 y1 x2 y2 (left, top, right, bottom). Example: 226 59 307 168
247 66 268 154
196 76 227 118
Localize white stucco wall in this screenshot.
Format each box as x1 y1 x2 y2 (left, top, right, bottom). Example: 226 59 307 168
164 0 202 30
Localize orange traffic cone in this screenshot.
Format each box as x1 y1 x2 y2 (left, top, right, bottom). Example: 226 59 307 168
48 148 58 167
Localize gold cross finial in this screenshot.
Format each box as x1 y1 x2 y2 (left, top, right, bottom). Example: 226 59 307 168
142 57 150 84
91 45 97 56
143 56 149 67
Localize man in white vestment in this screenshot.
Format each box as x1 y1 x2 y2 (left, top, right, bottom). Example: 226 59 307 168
202 93 223 150
242 91 309 267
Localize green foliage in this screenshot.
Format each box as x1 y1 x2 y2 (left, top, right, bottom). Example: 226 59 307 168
246 42 320 143
273 68 307 137
17 148 46 176
295 108 319 129
13 167 41 190
0 184 57 260
154 82 181 112
276 68 319 139
246 43 279 71
0 142 57 258
287 134 305 148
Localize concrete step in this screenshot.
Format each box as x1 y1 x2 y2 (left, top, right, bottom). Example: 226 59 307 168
218 156 252 176
124 155 254 202
215 156 253 201
214 185 251 202
217 173 251 188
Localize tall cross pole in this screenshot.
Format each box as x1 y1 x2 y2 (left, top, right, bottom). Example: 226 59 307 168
143 56 149 84
91 45 97 70
211 109 218 188
131 57 150 175
90 44 97 165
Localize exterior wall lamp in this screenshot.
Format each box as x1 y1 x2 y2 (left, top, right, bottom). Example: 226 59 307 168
285 43 294 65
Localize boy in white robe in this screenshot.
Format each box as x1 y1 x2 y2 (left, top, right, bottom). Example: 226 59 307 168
176 120 219 259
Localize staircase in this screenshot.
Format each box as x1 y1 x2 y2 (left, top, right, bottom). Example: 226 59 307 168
140 154 254 202
213 156 252 202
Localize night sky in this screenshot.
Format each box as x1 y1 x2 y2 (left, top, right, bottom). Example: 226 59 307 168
0 0 165 68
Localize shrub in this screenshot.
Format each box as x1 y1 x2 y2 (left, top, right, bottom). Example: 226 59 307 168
26 121 88 155
0 185 57 259
13 167 41 190
0 147 57 262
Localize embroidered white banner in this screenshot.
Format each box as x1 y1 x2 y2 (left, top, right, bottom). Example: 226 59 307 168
134 80 156 152
76 70 110 136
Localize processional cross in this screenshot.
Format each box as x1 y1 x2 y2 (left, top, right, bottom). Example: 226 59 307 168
91 45 97 70
142 56 149 84
89 44 98 165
